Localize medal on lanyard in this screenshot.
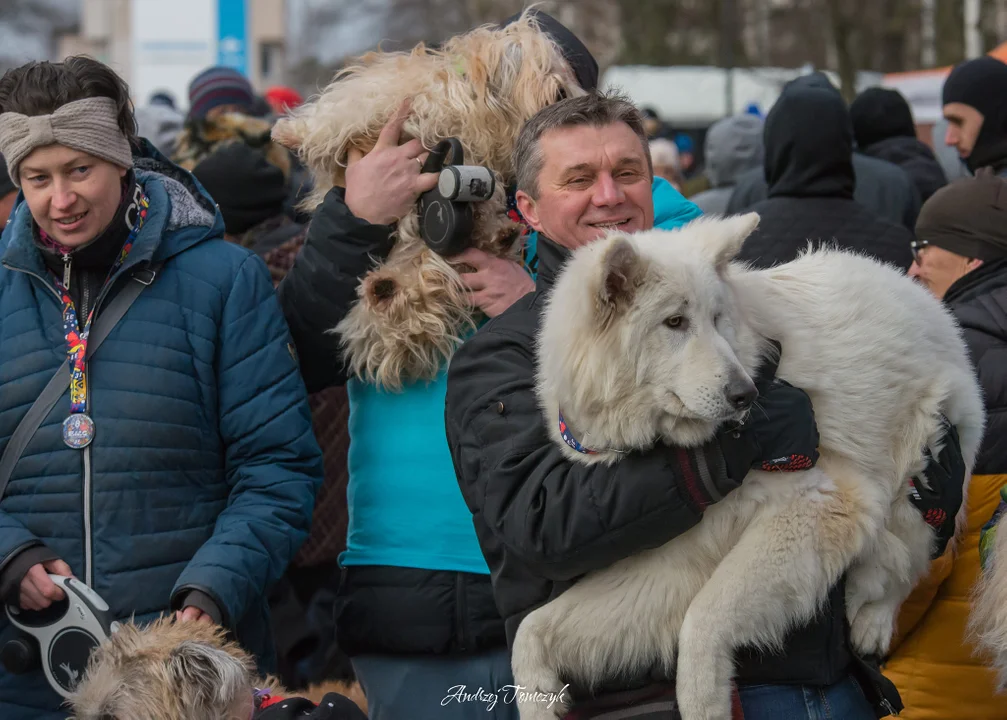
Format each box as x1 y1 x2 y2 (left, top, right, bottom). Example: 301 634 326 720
56 189 149 449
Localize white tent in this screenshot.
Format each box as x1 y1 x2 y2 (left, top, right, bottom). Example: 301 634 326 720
600 65 884 127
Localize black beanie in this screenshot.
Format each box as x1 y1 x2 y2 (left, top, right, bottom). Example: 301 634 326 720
942 56 1007 172
0 154 14 198
192 141 288 235
850 87 916 150
915 172 1007 261
501 9 598 91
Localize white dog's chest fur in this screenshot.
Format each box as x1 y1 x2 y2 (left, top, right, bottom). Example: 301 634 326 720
512 218 985 720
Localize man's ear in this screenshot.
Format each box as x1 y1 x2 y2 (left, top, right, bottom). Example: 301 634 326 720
967 257 985 272
515 190 544 233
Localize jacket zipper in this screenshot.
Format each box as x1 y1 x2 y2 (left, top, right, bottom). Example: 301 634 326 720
3 259 106 588
83 439 93 587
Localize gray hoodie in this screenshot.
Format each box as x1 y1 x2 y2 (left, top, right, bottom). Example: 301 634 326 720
135 103 185 158
691 114 764 215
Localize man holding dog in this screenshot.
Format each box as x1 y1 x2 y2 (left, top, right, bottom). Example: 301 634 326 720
444 92 966 719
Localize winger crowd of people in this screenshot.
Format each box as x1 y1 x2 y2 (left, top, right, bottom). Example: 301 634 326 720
0 10 1005 720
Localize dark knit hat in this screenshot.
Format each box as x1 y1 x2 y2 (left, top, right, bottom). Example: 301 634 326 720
850 87 916 150
501 9 598 91
187 66 255 120
915 172 1007 261
191 141 288 234
942 56 1007 172
0 154 14 198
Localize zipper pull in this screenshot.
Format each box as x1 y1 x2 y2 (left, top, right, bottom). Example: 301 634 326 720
62 254 72 291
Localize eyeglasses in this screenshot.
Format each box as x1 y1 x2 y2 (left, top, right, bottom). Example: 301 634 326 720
910 240 929 263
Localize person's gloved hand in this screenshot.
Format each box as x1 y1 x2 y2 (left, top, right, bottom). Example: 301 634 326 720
717 342 820 485
909 415 966 558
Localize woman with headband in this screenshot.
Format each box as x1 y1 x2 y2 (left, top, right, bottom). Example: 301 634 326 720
0 57 323 719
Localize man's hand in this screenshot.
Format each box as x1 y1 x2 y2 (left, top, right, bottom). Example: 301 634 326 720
19 559 73 611
909 416 966 558
454 247 535 318
175 606 214 624
344 99 440 225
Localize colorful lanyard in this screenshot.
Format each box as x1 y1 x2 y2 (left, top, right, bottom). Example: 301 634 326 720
54 190 149 448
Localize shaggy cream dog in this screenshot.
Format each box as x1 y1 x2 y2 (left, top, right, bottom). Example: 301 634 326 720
971 513 1007 688
512 214 986 720
66 618 365 720
272 11 583 390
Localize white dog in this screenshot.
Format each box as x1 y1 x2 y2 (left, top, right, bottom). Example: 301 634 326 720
512 213 986 720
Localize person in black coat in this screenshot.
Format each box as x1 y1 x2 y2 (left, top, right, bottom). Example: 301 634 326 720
736 72 915 271
909 173 1007 472
850 87 947 204
727 77 922 231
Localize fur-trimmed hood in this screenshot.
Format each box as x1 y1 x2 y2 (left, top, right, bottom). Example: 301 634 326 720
172 111 292 179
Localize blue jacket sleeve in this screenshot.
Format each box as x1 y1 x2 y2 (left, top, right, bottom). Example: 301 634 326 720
652 176 704 229
171 254 324 626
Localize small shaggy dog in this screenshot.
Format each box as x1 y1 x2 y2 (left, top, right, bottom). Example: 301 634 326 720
971 512 1007 689
67 618 365 720
272 11 583 390
512 214 986 719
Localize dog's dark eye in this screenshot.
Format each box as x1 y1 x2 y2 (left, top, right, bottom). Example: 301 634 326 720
664 315 688 330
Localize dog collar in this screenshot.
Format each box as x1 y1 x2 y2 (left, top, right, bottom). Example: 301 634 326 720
558 410 600 455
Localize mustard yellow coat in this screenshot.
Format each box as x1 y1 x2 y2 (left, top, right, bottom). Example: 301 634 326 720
883 473 1007 719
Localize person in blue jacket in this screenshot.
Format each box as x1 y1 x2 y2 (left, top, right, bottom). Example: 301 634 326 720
0 57 323 719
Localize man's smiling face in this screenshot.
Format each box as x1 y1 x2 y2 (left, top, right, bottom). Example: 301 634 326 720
517 122 655 250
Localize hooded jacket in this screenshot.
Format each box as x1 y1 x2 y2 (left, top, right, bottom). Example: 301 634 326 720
0 142 323 719
736 73 915 271
691 114 764 215
850 87 947 203
726 76 921 230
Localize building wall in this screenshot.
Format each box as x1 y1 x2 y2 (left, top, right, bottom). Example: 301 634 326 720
60 0 286 107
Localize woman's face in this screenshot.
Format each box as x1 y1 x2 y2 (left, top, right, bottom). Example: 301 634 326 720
19 144 127 248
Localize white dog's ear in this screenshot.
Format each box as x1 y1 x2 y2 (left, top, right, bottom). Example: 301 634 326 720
597 234 642 318
706 212 760 271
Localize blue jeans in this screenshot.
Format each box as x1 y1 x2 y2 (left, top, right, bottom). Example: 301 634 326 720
352 649 520 720
738 675 875 720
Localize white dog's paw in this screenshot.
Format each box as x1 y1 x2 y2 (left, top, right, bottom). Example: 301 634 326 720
849 600 897 657
676 688 733 720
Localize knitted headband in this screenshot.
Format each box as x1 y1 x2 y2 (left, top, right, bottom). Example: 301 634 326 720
0 97 133 187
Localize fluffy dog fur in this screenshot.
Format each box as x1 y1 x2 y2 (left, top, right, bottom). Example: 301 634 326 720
272 11 583 390
67 618 270 720
970 515 1007 689
512 214 986 720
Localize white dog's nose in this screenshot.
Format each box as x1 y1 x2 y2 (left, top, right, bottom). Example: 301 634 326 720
727 379 758 411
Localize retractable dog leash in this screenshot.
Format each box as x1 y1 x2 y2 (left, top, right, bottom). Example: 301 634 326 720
2 574 117 697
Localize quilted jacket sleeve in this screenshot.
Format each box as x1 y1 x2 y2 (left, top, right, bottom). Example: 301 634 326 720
171 254 324 627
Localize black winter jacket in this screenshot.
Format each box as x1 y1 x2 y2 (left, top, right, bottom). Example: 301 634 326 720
276 187 505 656
736 75 915 272
861 136 947 205
445 235 865 695
945 258 1007 474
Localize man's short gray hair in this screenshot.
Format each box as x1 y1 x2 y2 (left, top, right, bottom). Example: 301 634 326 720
514 91 653 199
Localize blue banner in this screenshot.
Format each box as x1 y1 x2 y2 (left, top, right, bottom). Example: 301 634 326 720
217 0 248 75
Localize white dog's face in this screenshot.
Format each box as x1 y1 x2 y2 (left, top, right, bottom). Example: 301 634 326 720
539 214 766 451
